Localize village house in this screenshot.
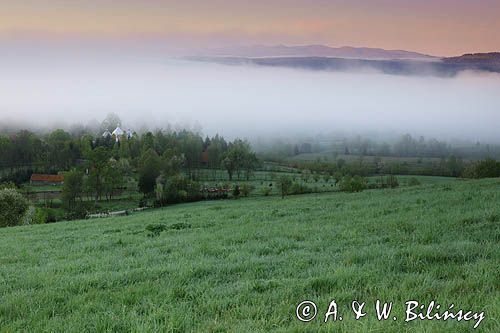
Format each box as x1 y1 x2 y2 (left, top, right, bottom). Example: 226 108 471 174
30 174 64 186
103 126 134 142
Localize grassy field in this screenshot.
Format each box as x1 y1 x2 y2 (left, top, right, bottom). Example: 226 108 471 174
365 175 457 186
0 179 498 332
21 184 63 192
287 152 450 175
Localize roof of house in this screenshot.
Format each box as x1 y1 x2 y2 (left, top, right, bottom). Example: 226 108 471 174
112 127 124 136
30 174 64 183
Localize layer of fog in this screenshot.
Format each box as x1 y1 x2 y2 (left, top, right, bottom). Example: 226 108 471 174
1 55 500 143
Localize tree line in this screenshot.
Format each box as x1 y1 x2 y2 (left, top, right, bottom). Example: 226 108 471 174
0 113 260 221
0 129 258 185
256 134 500 161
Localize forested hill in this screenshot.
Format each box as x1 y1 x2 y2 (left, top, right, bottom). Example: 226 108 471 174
442 52 500 72
193 44 436 60
185 52 500 76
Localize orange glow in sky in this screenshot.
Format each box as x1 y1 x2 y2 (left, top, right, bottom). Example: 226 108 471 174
1 0 500 56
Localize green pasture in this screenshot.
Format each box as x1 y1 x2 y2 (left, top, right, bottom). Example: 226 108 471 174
0 178 498 332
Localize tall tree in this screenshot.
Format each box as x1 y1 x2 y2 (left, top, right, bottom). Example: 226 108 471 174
85 147 110 203
103 159 125 200
223 139 255 180
47 129 75 171
207 134 227 178
138 149 162 196
180 131 203 179
62 169 84 210
277 175 293 199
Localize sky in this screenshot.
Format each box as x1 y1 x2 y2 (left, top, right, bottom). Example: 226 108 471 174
1 0 500 56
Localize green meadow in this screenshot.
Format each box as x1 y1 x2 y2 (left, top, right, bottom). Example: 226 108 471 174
0 178 499 332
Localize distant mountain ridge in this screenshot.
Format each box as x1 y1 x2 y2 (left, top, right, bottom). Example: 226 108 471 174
186 46 500 76
186 52 500 77
196 44 437 60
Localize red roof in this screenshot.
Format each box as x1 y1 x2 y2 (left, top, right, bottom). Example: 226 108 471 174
200 151 209 164
30 174 64 183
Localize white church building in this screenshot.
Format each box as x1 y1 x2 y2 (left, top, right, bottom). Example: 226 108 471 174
102 126 134 142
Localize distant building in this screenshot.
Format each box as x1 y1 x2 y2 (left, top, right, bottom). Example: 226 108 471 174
104 126 134 142
30 174 64 186
102 130 112 138
112 126 124 137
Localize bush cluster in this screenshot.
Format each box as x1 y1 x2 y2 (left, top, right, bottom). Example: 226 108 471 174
339 176 366 192
0 189 29 227
462 159 500 179
373 175 400 189
0 169 34 187
155 174 201 206
261 187 272 196
407 177 421 186
239 184 254 197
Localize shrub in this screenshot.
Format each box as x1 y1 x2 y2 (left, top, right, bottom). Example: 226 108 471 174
0 169 33 187
313 173 321 182
232 185 241 199
277 175 293 198
351 176 366 192
146 223 168 237
323 174 331 183
386 175 399 188
461 159 500 179
372 175 399 189
240 183 254 197
64 202 92 220
178 190 188 201
33 208 49 224
42 208 59 223
22 207 49 225
21 206 35 225
170 222 191 230
338 176 352 192
0 182 16 190
339 176 366 192
261 187 272 196
155 174 201 206
408 177 421 186
0 189 29 227
290 182 312 195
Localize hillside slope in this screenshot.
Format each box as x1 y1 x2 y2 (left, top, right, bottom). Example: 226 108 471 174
0 179 499 332
186 52 500 76
196 44 436 60
442 52 500 72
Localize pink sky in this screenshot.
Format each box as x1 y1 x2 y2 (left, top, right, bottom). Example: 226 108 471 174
1 0 500 56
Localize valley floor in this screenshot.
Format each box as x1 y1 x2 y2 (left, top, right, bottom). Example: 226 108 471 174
0 179 499 332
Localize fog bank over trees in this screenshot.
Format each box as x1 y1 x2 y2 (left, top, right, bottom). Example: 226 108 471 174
1 55 500 142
